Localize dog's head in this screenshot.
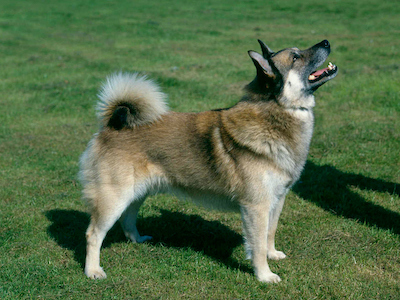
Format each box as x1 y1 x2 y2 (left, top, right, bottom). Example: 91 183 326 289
247 40 338 109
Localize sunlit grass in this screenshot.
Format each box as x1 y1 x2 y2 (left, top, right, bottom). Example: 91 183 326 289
0 0 399 298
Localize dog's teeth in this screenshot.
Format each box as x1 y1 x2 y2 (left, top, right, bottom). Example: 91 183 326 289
308 75 316 80
328 62 336 71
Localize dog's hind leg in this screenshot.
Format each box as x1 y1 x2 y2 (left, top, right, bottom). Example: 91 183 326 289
119 197 152 243
85 188 133 279
241 204 281 283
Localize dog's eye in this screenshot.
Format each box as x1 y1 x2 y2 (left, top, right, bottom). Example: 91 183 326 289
293 54 300 62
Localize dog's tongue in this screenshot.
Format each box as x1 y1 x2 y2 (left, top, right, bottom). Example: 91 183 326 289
311 67 329 77
309 62 336 81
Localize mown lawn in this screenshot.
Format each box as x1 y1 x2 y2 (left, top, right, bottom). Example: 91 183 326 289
0 0 399 298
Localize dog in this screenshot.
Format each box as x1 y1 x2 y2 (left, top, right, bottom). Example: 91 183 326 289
79 40 338 283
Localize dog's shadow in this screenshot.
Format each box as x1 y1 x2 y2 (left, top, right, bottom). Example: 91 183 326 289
45 208 247 273
293 161 400 234
46 161 400 273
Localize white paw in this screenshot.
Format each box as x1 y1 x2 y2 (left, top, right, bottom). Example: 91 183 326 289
257 272 282 283
85 267 107 280
136 235 152 243
268 250 287 260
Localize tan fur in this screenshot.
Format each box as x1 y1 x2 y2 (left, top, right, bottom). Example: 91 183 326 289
79 40 337 283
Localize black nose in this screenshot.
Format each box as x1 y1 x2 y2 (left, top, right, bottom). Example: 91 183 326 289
322 40 330 48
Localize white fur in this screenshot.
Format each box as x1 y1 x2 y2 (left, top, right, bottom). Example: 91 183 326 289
134 176 169 200
263 171 289 210
96 72 169 126
282 71 315 109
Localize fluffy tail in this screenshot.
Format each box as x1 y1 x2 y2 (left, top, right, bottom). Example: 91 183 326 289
96 73 168 129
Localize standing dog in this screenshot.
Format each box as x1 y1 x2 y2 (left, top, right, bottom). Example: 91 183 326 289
79 40 338 283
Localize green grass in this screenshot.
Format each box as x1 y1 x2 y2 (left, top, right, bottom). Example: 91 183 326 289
1 0 399 298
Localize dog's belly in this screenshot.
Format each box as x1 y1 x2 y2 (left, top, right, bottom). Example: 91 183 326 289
154 184 241 212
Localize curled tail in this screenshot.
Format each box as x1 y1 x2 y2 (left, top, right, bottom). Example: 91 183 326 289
96 73 168 129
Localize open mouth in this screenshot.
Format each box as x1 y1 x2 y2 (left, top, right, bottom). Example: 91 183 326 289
308 62 338 83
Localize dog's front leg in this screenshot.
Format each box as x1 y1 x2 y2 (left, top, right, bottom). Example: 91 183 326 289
267 194 287 261
241 204 281 283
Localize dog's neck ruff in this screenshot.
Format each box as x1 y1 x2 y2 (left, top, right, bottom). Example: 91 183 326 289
279 94 315 111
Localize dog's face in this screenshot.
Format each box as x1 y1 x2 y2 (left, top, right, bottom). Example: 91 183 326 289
248 40 338 108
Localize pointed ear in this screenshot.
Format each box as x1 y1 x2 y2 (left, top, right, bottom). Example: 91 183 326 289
248 50 275 78
258 39 274 58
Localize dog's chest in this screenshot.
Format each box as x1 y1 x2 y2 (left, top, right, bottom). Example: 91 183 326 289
272 108 314 179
